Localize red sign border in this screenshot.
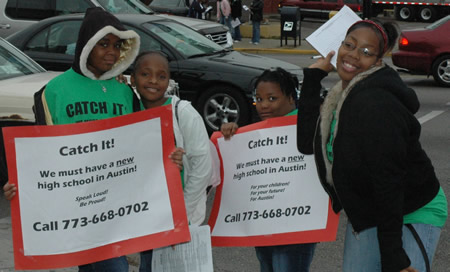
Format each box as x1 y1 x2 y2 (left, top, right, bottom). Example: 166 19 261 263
2 105 190 269
208 115 340 247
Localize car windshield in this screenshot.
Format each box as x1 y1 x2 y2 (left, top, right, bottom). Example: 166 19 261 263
97 0 152 14
425 15 450 30
143 21 225 58
0 39 45 81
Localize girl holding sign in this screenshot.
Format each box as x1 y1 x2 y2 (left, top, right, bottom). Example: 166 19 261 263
130 51 213 271
221 68 317 272
297 20 447 272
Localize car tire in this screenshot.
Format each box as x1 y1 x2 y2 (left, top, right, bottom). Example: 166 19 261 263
417 6 437 22
196 85 251 134
395 5 416 21
431 55 450 87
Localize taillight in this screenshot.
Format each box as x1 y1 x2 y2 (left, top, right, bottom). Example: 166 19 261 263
399 36 409 47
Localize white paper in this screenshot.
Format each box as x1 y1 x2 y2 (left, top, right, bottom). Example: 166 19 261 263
211 125 329 237
152 225 213 272
305 5 361 67
242 5 249 11
16 118 174 255
231 17 241 28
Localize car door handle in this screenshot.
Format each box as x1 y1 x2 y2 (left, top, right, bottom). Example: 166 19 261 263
0 24 11 29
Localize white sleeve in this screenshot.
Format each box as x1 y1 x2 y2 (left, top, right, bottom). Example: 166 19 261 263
178 103 212 225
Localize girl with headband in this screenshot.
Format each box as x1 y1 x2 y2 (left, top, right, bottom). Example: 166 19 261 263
297 19 447 272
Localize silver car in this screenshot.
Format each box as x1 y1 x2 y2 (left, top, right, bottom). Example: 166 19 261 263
0 37 60 186
0 0 233 48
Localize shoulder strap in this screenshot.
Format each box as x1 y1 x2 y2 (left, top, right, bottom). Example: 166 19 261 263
175 99 182 125
405 224 431 272
33 85 48 125
130 85 141 113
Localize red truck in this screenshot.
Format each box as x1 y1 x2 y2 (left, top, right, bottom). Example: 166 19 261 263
279 0 449 22
370 0 450 22
279 0 362 20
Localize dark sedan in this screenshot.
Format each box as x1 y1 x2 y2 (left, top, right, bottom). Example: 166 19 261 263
392 15 450 87
7 13 303 133
149 0 189 16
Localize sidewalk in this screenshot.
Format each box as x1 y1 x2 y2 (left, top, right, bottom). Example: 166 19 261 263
231 20 318 55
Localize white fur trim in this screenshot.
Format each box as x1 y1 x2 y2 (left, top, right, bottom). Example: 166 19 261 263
320 63 385 185
80 26 140 80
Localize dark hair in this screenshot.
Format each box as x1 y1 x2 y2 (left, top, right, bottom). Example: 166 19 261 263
131 50 169 74
254 67 298 102
346 19 399 58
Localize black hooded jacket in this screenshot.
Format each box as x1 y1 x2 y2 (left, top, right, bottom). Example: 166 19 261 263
34 7 140 125
297 65 441 272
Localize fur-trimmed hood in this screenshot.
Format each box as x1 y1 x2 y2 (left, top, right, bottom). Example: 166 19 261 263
72 7 140 80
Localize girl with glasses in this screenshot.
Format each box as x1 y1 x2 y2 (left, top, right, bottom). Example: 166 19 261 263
297 19 447 272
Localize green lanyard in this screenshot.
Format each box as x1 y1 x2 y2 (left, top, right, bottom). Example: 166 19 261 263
326 110 336 163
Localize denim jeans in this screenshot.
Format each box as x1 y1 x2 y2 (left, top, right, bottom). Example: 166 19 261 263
139 250 153 272
220 16 235 39
233 25 241 41
252 21 261 43
255 243 317 272
78 256 128 272
343 222 442 271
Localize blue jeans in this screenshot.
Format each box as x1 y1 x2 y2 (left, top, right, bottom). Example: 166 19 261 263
233 25 241 41
139 250 153 272
255 243 317 272
78 256 128 272
220 16 235 38
343 222 442 271
252 21 261 43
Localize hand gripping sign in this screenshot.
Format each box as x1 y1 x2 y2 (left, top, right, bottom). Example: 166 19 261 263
208 115 339 247
2 105 190 270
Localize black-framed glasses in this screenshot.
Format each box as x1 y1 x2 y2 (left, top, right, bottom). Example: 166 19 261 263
341 41 378 57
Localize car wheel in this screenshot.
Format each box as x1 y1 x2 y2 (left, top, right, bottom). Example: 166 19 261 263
431 55 450 87
196 85 251 134
417 6 437 22
395 5 416 21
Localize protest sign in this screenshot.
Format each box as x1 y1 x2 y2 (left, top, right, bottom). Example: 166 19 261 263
2 105 190 270
208 115 339 247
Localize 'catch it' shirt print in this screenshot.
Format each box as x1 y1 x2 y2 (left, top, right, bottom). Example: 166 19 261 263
44 69 135 125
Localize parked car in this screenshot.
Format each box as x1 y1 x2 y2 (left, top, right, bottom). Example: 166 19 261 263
149 0 189 16
0 0 232 48
0 37 60 186
7 13 303 133
392 15 450 87
279 0 362 20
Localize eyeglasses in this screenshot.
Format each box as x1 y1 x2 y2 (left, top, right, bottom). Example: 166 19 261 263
341 41 378 57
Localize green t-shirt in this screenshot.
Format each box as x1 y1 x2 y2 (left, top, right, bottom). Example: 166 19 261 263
44 69 135 124
404 187 448 227
286 109 298 116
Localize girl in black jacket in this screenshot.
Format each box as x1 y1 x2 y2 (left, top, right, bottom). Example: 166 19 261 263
297 19 447 272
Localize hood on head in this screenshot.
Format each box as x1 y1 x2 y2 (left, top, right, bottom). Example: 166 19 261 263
72 7 140 80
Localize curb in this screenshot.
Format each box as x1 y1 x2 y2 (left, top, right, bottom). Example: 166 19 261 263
234 48 318 54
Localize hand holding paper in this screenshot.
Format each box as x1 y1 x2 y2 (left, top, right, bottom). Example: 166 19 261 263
309 51 336 73
305 5 361 68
